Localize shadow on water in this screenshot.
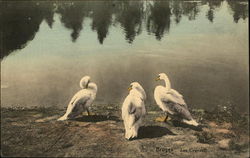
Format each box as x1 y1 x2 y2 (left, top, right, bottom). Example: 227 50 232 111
0 0 248 59
136 126 176 139
171 120 203 131
73 115 120 122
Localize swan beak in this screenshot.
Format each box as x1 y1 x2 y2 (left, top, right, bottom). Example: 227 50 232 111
128 86 132 92
155 77 160 81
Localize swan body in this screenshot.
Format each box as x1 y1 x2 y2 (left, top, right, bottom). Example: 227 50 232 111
58 76 97 121
122 82 146 140
154 73 198 126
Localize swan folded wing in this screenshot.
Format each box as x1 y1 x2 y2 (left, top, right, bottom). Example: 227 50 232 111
164 101 193 120
66 93 91 117
170 89 183 98
122 96 131 120
70 94 78 105
162 92 187 107
127 103 144 127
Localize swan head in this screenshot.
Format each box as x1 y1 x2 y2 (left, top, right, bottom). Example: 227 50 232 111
156 73 168 81
128 82 146 100
156 73 171 89
88 82 98 93
79 76 91 89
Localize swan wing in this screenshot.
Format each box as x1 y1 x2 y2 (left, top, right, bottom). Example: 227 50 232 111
122 96 145 128
63 90 91 119
159 90 192 120
170 89 183 98
164 101 193 120
163 89 187 108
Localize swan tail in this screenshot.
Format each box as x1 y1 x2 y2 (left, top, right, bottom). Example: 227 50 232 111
183 119 199 126
57 115 68 121
124 118 139 140
125 126 138 140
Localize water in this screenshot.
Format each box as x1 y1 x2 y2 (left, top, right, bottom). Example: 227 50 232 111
1 0 248 113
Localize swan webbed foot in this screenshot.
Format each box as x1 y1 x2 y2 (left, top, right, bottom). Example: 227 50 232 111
155 115 170 122
57 116 68 121
86 109 95 116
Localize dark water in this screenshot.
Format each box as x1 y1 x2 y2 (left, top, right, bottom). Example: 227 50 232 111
0 0 249 112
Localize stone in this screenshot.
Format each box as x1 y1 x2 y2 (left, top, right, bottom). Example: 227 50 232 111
215 128 231 134
222 123 232 129
208 122 218 128
33 114 43 118
173 141 185 145
218 139 231 150
35 116 59 123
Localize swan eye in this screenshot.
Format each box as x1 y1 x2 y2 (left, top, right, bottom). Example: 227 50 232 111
128 85 133 91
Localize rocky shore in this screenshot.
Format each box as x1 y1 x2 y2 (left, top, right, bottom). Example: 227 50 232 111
1 104 249 157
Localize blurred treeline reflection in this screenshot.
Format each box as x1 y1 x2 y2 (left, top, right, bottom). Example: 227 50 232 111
0 0 248 58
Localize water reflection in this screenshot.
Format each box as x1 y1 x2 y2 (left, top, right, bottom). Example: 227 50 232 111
0 2 54 58
172 0 183 24
147 1 171 40
205 0 223 22
1 0 248 58
1 0 248 113
182 1 200 21
0 0 248 59
57 2 88 42
115 1 143 43
227 0 249 23
91 1 114 44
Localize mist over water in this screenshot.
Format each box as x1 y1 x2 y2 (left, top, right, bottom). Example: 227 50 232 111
1 0 249 113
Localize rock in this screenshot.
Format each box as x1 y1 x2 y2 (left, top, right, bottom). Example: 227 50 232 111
173 141 185 145
218 139 231 150
75 122 91 127
35 116 59 123
33 114 43 118
202 128 211 132
208 122 218 128
222 123 232 129
11 122 26 127
215 128 231 134
62 143 74 149
2 107 249 157
195 131 216 144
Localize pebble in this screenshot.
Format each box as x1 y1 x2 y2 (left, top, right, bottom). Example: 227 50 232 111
208 122 218 128
218 139 231 150
35 116 59 123
173 141 185 145
215 128 231 134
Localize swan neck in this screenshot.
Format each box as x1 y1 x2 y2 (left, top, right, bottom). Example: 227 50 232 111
136 88 146 100
163 77 171 90
130 89 144 100
87 82 97 93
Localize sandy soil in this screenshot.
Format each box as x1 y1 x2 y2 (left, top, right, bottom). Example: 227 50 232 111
1 104 249 157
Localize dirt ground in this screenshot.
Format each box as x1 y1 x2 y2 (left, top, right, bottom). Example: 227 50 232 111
1 104 249 157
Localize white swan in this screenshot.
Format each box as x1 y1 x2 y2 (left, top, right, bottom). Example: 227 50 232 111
154 73 198 126
57 76 97 121
122 82 146 140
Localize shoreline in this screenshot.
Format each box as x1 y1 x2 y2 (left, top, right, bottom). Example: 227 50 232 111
1 105 249 157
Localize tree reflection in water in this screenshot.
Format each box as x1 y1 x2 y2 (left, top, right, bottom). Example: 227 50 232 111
0 0 248 59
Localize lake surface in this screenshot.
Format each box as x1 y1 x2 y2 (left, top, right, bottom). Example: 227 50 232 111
1 0 249 113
